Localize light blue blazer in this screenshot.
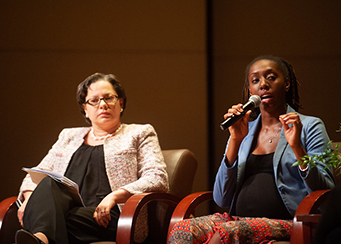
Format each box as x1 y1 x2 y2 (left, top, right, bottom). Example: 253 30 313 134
213 105 335 217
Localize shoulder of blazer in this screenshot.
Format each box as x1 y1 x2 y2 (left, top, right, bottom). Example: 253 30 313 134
58 127 90 140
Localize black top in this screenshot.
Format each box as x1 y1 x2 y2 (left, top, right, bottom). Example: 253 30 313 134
235 152 292 219
64 143 112 207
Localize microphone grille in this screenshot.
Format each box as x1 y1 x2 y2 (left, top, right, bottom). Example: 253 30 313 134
249 95 261 108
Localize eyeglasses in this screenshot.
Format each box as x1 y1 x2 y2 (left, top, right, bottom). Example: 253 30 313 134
85 95 118 106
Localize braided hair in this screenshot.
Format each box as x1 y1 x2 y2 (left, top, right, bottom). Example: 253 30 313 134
242 55 302 119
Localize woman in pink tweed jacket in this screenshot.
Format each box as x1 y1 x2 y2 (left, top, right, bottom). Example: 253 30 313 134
15 73 169 244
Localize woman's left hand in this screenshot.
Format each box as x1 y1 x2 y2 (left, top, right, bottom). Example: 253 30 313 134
93 192 117 228
280 112 309 169
279 112 303 148
93 189 132 228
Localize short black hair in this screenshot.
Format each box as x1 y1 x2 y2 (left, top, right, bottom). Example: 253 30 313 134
76 73 127 124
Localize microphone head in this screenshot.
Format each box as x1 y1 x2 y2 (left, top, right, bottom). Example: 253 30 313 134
249 95 261 108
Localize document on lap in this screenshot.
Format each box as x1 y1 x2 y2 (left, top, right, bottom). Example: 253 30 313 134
22 167 84 206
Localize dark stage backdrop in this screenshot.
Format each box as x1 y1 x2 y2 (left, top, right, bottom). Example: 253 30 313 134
1 1 341 217
0 1 209 214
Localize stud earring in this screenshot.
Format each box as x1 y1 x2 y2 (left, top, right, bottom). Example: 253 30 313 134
120 108 123 112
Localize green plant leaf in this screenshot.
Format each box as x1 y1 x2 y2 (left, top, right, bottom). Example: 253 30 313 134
294 142 340 170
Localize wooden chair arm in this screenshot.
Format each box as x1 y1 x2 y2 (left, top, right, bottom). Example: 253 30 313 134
116 192 180 244
294 189 331 216
296 214 321 223
0 197 18 224
0 196 20 244
167 191 213 242
291 189 331 244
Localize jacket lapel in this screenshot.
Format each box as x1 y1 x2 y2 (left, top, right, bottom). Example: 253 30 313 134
236 116 260 191
273 130 288 182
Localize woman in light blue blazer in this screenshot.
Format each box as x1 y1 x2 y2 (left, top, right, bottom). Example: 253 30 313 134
169 55 334 244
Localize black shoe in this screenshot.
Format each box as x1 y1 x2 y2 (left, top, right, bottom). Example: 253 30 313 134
15 229 45 244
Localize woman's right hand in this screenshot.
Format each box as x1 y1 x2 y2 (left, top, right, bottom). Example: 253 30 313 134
18 200 27 227
17 191 32 227
223 104 251 142
223 104 251 166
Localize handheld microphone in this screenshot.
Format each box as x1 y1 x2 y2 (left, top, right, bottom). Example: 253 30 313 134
219 95 261 131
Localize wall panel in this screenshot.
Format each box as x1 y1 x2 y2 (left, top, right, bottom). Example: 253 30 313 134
0 1 208 214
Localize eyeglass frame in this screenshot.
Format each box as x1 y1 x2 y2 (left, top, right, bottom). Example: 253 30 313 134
84 94 119 107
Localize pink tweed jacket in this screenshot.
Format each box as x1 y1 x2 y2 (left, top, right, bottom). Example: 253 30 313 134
20 123 168 198
19 123 169 242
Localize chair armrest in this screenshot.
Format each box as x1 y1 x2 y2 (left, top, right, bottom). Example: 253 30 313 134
296 214 321 223
0 196 18 228
294 189 331 216
0 196 20 244
291 189 331 244
167 191 213 241
116 192 180 244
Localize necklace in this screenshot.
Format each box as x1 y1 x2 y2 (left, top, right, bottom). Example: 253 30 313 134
265 127 282 143
90 124 123 141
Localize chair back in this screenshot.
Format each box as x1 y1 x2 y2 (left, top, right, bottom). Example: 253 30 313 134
143 149 198 244
163 149 198 199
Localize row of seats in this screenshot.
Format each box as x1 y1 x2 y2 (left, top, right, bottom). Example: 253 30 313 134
0 147 339 243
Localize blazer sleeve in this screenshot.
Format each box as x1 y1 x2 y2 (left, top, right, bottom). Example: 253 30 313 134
120 124 169 194
213 146 238 208
300 116 335 191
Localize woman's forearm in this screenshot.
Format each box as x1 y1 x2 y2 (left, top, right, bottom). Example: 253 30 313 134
225 138 242 166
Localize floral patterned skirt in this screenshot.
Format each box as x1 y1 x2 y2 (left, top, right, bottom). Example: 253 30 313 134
168 213 292 244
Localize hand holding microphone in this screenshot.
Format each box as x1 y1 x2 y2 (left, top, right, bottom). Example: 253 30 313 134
220 95 261 131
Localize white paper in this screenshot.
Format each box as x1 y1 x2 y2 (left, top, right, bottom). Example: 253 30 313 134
22 167 84 206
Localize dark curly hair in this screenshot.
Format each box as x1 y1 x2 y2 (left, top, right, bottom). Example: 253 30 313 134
242 55 302 119
76 73 127 124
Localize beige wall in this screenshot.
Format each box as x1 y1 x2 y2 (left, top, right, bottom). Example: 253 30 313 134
0 1 209 213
